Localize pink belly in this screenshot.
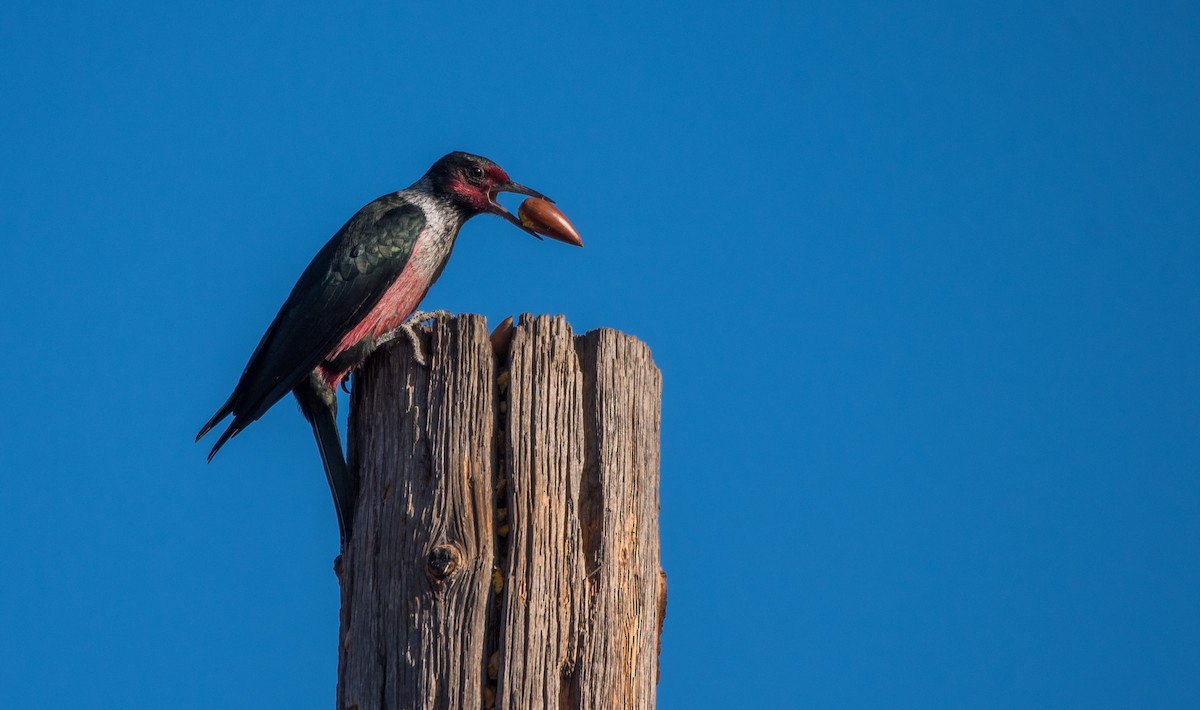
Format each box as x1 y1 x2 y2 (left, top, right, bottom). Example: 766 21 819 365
319 245 435 388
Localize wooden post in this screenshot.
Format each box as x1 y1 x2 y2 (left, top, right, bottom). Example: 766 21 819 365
337 314 664 710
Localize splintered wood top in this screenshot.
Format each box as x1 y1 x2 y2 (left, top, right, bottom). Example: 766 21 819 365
338 314 663 710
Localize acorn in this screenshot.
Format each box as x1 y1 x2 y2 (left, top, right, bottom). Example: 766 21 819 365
490 317 514 359
518 198 583 247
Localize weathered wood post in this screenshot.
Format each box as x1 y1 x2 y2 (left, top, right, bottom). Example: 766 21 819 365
337 314 664 710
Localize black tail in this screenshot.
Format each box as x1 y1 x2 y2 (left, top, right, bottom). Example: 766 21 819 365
295 376 358 550
196 395 241 462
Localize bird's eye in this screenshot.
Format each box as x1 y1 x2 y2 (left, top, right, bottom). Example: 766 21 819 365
466 166 486 184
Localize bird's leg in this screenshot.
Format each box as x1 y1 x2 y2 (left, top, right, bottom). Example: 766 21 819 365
374 309 453 366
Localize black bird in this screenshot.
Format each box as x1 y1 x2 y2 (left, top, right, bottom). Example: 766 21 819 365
197 151 579 548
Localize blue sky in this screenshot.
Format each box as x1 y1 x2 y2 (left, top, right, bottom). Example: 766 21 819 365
2 1 1198 707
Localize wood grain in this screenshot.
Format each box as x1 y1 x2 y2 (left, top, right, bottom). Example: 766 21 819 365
337 314 662 710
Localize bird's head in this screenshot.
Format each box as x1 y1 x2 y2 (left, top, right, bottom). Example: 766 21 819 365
426 151 555 239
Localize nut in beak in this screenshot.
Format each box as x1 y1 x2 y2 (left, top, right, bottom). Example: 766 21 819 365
517 197 583 247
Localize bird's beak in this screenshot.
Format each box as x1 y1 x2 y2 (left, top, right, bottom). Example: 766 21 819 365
489 180 551 239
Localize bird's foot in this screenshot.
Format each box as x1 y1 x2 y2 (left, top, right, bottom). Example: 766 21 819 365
375 309 453 366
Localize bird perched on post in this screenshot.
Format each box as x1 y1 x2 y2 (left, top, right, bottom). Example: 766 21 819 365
197 151 580 549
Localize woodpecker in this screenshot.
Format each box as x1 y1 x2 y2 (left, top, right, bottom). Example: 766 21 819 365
197 151 577 548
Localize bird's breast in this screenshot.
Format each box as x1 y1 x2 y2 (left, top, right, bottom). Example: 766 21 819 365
325 202 463 377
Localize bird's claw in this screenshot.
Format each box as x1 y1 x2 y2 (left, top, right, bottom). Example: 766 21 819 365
376 310 453 366
405 309 453 327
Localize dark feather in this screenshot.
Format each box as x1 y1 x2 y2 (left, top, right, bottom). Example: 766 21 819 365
294 375 356 548
198 197 426 456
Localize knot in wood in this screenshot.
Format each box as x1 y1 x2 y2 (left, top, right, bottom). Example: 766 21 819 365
425 543 463 583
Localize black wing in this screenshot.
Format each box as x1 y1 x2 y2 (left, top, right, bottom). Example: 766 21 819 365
197 197 426 458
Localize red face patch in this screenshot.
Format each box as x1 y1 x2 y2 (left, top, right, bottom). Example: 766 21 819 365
484 165 511 185
445 162 511 213
449 176 491 211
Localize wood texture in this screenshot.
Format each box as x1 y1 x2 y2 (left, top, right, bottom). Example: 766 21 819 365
568 324 663 710
338 314 662 710
338 316 496 710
